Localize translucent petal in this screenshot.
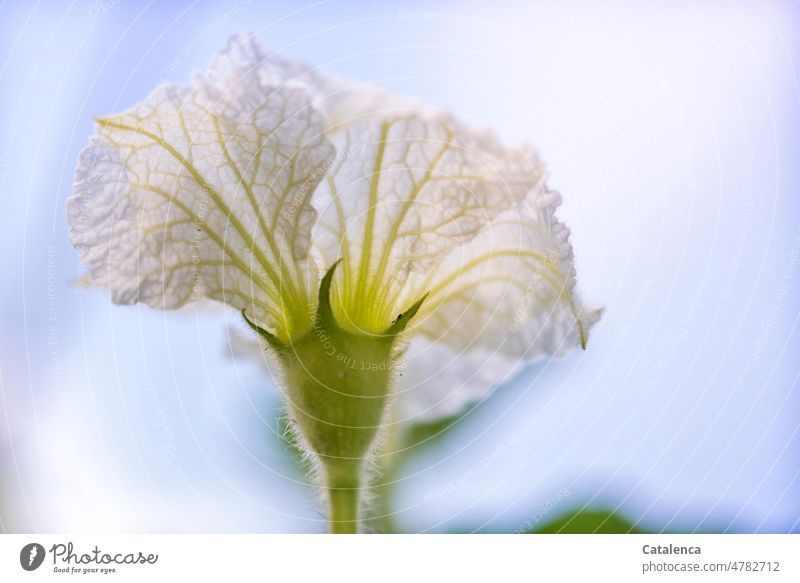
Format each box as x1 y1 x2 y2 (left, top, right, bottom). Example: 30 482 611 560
228 187 602 421
393 337 525 422
313 114 547 333
394 193 602 420
408 192 602 353
216 33 421 134
68 42 334 340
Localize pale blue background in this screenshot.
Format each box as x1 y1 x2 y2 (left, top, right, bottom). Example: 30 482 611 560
1 0 798 533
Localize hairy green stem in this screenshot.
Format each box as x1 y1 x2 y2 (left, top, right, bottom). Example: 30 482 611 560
328 480 360 534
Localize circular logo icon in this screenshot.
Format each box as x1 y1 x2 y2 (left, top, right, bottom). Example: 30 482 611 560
20 543 46 571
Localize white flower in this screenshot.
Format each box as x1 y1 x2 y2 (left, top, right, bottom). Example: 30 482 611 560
69 32 600 423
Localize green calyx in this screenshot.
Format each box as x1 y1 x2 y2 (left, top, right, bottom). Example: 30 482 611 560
243 261 426 533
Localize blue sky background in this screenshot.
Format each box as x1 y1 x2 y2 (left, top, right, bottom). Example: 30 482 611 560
1 0 799 533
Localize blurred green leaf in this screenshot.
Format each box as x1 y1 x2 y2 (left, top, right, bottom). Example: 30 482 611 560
530 509 646 533
365 414 466 533
399 413 464 457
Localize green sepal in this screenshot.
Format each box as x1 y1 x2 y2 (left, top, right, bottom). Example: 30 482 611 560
241 309 287 353
315 259 341 329
384 292 429 337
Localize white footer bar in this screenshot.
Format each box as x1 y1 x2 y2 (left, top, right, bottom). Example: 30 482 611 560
1 534 797 582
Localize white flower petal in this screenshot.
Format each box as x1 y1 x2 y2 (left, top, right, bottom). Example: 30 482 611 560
68 43 334 340
216 33 421 134
313 114 546 333
393 337 524 422
226 193 601 422
392 193 602 420
411 192 601 353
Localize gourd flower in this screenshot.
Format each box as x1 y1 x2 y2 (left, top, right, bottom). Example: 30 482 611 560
68 34 601 533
